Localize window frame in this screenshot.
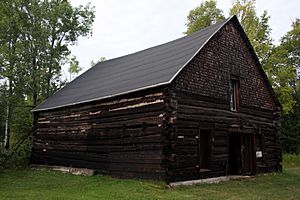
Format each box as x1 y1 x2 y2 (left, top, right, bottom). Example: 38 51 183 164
230 76 240 112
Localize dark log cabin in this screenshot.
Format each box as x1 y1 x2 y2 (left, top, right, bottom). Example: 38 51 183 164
31 16 282 183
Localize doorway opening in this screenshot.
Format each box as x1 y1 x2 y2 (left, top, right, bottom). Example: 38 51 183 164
198 130 212 170
228 133 241 175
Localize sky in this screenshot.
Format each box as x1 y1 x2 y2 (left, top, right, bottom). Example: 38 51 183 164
69 0 300 75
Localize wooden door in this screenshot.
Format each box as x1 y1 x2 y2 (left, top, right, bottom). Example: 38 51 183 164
241 134 256 175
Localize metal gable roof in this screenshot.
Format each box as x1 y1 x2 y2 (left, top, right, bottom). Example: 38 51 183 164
33 17 233 112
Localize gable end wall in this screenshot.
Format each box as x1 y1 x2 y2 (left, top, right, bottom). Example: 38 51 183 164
174 20 276 111
165 20 282 182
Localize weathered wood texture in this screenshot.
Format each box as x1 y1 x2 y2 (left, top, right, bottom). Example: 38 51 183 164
32 88 168 180
31 19 282 183
165 20 282 182
164 91 281 182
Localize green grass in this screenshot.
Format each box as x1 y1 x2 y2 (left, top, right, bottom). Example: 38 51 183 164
0 155 300 200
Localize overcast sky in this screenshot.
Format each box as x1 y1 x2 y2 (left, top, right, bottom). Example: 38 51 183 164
68 0 300 75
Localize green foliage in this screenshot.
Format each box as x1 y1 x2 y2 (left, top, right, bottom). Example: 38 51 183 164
185 0 225 35
185 0 273 68
283 154 300 168
280 19 300 72
3 137 32 169
267 19 300 153
185 0 299 154
0 0 95 103
22 0 95 102
281 114 300 154
266 19 299 114
0 145 5 170
90 57 107 67
68 57 81 75
68 56 82 81
0 85 6 140
0 138 32 170
0 0 95 167
266 49 296 113
10 105 32 143
229 0 273 66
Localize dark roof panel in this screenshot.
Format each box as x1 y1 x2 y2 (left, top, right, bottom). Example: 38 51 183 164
33 17 232 112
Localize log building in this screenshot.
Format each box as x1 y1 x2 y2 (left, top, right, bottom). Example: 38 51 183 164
31 16 282 183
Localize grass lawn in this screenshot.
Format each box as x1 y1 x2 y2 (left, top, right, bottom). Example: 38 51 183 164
0 155 299 200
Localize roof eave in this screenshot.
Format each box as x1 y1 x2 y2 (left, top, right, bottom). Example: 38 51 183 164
32 81 170 112
33 16 235 113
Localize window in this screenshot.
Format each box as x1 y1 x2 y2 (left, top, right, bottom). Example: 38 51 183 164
230 77 240 111
198 130 212 169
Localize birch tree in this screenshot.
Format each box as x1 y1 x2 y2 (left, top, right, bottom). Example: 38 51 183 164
0 0 95 150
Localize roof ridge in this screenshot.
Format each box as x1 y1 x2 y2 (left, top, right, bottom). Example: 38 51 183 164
92 18 231 67
169 16 234 83
33 16 234 112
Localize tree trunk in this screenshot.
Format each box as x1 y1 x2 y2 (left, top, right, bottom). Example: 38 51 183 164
46 67 52 98
32 59 37 107
31 51 38 107
4 105 11 150
4 80 13 150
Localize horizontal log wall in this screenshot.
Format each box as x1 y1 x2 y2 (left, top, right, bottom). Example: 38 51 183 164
32 89 169 180
166 91 281 182
32 19 282 182
165 18 282 182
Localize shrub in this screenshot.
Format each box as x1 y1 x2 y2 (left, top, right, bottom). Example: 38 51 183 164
283 153 300 168
4 136 32 169
0 145 6 170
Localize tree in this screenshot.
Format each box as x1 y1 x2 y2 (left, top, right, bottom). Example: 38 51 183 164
185 0 273 68
0 84 7 150
269 19 300 153
20 0 95 105
229 1 299 153
90 57 106 67
266 47 297 113
184 1 299 153
42 0 95 99
68 56 82 82
185 0 225 35
267 19 299 114
0 0 95 152
229 0 273 67
280 19 300 80
0 0 26 149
